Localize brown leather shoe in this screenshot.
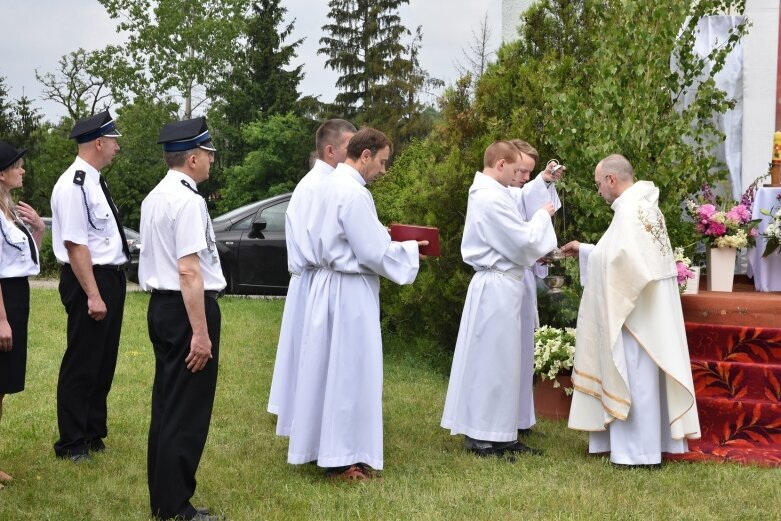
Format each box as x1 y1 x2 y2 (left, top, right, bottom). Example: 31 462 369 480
327 464 383 481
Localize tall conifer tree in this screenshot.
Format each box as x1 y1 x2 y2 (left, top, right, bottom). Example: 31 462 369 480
217 0 304 122
0 77 14 137
210 0 305 166
318 0 441 144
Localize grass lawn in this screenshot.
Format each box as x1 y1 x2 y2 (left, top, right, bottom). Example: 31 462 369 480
0 289 779 520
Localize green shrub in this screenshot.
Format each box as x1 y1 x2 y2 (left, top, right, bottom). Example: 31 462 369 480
37 230 59 278
374 137 477 347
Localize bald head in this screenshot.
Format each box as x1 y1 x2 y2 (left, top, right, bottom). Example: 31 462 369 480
595 154 635 204
598 154 635 182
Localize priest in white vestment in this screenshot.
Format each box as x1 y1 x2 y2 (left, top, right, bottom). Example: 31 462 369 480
441 141 556 457
507 140 563 434
268 120 356 436
561 154 700 466
286 128 425 480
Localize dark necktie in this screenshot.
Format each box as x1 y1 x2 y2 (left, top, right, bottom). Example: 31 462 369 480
14 218 38 265
181 179 216 255
99 175 131 261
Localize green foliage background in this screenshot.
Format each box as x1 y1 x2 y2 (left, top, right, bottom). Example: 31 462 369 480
0 0 750 352
373 0 747 348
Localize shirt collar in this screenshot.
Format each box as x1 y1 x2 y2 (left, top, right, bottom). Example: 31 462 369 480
336 162 366 186
611 181 658 212
73 156 101 183
472 171 509 194
166 169 199 190
314 159 335 174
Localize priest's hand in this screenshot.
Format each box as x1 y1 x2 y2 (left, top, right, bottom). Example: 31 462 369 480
542 202 555 216
417 240 429 260
560 240 581 257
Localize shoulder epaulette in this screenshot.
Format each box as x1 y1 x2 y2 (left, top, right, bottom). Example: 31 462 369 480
73 170 86 186
180 179 200 195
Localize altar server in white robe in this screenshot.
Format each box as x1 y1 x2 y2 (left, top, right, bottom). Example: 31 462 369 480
561 154 700 466
441 141 556 457
267 119 355 436
287 128 425 480
507 140 563 434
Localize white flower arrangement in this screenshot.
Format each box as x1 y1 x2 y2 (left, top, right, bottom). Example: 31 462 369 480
534 325 576 393
760 204 781 257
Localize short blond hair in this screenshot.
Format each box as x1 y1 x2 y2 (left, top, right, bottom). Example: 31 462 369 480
509 139 539 164
483 141 521 169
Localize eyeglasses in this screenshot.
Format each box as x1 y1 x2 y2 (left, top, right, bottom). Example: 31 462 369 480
595 173 614 190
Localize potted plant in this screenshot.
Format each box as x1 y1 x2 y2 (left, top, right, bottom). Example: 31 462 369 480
533 325 576 420
684 187 760 292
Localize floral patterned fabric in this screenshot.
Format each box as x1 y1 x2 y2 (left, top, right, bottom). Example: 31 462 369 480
667 323 781 466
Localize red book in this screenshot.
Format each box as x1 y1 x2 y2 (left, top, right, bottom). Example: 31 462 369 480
389 224 441 257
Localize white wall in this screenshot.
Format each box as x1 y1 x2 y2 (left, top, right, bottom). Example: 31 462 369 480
741 0 780 191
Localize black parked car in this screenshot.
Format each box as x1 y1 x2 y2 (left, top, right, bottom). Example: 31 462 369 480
42 217 141 284
213 193 291 294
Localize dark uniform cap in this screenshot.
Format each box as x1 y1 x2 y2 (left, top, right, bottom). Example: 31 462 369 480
70 110 122 144
157 116 217 153
0 141 27 171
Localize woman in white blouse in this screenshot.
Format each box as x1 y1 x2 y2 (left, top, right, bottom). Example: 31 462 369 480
0 141 44 488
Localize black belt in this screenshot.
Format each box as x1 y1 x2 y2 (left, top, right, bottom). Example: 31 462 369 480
151 289 220 300
92 264 126 271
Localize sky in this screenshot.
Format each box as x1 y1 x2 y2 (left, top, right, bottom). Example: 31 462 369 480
1 0 505 122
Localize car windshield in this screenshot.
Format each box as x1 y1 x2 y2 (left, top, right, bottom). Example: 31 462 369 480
212 200 264 224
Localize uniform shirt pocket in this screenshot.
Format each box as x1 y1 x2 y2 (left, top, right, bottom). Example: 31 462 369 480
2 225 29 262
88 200 115 238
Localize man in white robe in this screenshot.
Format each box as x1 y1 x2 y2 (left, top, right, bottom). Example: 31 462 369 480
267 119 356 436
286 128 425 480
441 141 556 457
507 140 563 435
561 154 700 466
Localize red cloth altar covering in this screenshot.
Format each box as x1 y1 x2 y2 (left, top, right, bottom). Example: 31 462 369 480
668 276 781 466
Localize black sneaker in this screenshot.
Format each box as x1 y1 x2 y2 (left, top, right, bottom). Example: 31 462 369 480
610 462 662 470
63 453 92 463
500 441 544 456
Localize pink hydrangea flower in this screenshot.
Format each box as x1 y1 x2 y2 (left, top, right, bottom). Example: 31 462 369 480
726 204 751 223
698 204 716 219
707 222 727 236
676 261 695 285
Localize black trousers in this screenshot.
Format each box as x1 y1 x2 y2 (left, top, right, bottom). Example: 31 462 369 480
147 292 220 520
0 277 30 394
54 264 126 457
